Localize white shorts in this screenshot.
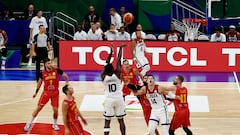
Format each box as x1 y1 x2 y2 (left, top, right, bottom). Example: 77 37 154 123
135 56 149 68
149 108 170 125
103 97 126 118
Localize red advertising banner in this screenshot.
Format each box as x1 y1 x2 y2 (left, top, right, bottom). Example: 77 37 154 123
59 41 240 72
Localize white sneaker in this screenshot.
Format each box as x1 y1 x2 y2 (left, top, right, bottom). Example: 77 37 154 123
27 58 32 66
52 124 60 131
1 65 5 70
24 123 31 132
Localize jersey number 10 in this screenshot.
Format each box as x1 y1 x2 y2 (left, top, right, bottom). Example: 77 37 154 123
108 84 117 92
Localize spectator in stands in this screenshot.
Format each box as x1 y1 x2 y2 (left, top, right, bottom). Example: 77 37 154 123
131 24 146 39
104 24 118 40
0 7 14 20
0 29 8 70
165 24 181 41
226 25 240 42
119 6 126 26
23 3 37 20
210 26 226 42
87 24 103 40
116 26 130 40
30 25 51 81
73 25 88 40
82 5 100 31
28 10 48 66
109 8 122 30
95 21 104 35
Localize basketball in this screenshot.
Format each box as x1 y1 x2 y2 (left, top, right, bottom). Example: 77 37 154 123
123 12 134 24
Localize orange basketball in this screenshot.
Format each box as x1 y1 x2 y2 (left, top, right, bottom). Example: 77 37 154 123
123 12 134 24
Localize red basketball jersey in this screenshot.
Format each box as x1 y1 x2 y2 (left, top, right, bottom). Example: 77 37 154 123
121 67 138 96
64 97 84 135
42 68 60 91
174 86 189 111
122 67 138 85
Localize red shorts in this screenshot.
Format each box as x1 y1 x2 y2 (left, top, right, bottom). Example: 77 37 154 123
38 90 59 107
170 108 191 130
68 120 84 135
122 85 131 96
142 105 151 125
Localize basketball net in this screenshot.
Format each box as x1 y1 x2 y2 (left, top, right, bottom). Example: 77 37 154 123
183 18 205 41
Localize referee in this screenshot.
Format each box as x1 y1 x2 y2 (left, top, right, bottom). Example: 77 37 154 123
30 25 50 81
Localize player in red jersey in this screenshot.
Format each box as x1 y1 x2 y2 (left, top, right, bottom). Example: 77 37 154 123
121 59 143 99
168 75 192 135
62 85 88 135
24 58 69 132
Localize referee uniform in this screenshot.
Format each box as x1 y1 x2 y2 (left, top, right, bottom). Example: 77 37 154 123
32 32 50 81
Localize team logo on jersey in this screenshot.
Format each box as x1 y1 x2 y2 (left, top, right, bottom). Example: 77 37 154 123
52 72 56 76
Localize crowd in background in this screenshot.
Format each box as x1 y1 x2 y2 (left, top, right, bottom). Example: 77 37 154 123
0 3 240 70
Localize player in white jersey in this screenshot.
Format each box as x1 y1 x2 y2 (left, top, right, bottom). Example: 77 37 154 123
128 75 177 135
0 29 8 70
101 44 126 135
131 30 150 84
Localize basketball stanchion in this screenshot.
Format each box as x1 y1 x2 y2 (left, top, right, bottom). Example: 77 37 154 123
182 18 207 41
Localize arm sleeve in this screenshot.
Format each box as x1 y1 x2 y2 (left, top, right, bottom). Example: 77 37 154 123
57 68 64 75
39 72 43 79
33 34 38 44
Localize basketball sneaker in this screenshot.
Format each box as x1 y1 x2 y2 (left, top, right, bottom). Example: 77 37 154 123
24 123 31 132
52 124 60 131
1 65 5 70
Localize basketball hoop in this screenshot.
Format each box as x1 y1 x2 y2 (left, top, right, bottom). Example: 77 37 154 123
182 18 207 41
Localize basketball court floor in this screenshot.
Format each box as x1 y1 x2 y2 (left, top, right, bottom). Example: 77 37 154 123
0 70 240 135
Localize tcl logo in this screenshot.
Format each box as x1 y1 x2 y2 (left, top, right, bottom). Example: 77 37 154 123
72 46 208 66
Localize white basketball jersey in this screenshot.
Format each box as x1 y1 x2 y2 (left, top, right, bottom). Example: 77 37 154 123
146 85 167 110
134 40 146 57
103 74 123 98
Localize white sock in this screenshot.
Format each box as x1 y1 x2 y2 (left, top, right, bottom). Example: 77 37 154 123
54 119 57 125
29 116 36 124
28 57 32 64
2 57 6 66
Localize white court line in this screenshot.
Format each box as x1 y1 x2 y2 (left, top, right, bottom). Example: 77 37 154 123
0 98 32 106
233 71 240 93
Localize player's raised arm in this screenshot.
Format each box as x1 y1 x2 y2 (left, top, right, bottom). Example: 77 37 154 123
131 40 136 58
57 68 69 85
115 44 125 78
106 43 114 64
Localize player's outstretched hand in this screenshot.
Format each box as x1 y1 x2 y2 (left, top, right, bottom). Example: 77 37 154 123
81 118 88 125
119 43 127 47
32 93 37 98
